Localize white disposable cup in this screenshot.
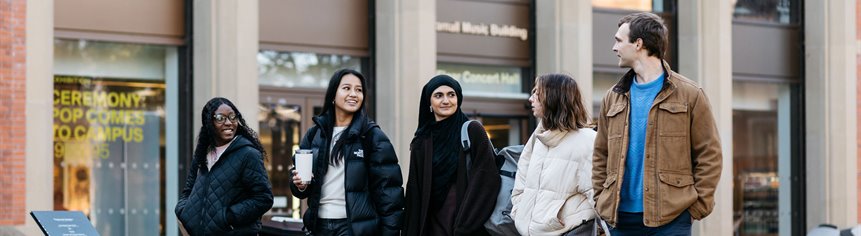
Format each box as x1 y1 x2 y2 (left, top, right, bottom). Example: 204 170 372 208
295 149 313 184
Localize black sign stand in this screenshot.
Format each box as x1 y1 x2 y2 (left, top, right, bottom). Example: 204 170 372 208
30 211 100 236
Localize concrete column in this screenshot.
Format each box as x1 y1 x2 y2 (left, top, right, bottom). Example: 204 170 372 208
375 0 436 180
804 0 858 229
193 0 260 133
677 1 734 235
19 0 54 234
535 0 592 113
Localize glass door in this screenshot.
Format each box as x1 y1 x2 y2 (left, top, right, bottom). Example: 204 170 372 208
259 90 326 220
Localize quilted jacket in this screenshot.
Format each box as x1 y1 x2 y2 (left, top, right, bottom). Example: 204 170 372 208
510 125 597 235
290 111 405 236
175 135 274 235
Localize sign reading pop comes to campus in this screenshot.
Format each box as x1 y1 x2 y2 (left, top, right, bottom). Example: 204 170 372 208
52 76 163 159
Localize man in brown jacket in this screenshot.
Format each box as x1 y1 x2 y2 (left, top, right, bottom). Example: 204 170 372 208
592 12 722 236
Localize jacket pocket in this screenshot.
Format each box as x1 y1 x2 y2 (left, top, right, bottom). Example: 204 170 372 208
602 174 617 189
595 174 617 223
607 135 623 172
657 172 697 221
657 102 689 136
657 102 692 171
216 208 233 232
606 103 626 117
538 199 566 232
605 103 627 167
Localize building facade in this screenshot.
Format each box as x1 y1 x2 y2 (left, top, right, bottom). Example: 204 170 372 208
0 0 857 235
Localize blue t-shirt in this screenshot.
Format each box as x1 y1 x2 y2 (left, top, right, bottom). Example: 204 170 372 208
619 73 665 213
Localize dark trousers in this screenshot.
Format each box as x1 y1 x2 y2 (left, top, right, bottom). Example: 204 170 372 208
609 210 692 236
313 218 352 236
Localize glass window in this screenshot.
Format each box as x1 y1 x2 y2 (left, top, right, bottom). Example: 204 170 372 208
258 50 363 221
53 39 174 236
591 71 624 119
592 0 670 12
258 50 362 88
437 62 529 99
732 0 794 24
259 102 303 218
732 81 792 236
468 116 529 148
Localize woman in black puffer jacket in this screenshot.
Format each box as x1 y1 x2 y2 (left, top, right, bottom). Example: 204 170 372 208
290 69 405 236
175 97 274 235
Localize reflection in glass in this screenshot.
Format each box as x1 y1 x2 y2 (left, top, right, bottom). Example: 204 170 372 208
54 39 168 80
591 71 624 119
258 103 302 218
732 81 790 236
53 39 170 236
53 77 166 236
732 0 792 24
258 51 362 88
593 0 672 12
468 116 528 148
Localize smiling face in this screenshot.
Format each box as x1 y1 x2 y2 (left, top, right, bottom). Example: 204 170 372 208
528 84 543 118
612 23 639 68
212 104 237 146
430 85 458 121
333 74 364 116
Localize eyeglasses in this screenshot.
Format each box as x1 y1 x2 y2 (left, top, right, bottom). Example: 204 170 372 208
213 114 239 125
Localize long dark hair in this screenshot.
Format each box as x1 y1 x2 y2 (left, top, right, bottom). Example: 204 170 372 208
193 97 267 168
535 74 590 131
319 68 367 165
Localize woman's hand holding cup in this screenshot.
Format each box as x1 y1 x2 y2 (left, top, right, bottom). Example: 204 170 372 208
293 149 314 191
291 169 312 191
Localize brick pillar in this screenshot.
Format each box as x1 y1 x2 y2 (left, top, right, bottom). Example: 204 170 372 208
0 0 27 226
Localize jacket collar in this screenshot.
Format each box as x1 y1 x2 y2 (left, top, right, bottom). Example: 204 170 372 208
222 135 253 156
534 123 569 148
312 109 371 141
612 60 677 95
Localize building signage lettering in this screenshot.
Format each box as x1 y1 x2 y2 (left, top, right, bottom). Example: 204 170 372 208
436 21 528 41
53 76 163 159
438 69 521 86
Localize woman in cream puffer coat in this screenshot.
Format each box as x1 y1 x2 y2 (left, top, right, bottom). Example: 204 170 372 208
511 74 597 236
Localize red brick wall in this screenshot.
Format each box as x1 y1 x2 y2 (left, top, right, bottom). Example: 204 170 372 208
0 0 26 225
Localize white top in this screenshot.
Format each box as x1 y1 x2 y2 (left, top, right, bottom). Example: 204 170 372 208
207 137 236 170
510 125 597 235
319 126 348 219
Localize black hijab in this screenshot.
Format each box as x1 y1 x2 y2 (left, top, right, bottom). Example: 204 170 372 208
414 75 470 210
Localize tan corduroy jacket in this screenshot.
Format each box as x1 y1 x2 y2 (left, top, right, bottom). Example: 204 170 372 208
592 61 722 227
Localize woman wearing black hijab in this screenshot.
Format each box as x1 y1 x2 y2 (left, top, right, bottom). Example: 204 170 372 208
403 75 501 236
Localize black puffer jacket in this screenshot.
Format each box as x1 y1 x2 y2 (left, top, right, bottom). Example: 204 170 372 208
175 135 274 235
290 111 405 236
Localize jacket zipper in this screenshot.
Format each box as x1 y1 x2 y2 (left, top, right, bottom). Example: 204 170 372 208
649 84 674 225
343 145 354 234
613 93 630 226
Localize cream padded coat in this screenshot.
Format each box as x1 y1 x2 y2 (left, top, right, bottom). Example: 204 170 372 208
510 125 597 236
